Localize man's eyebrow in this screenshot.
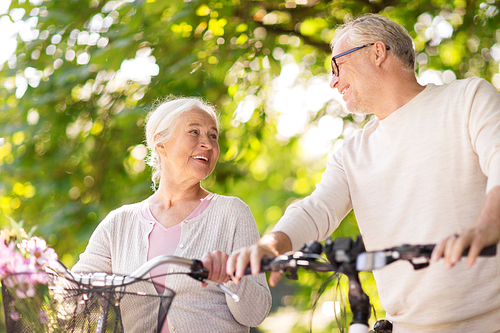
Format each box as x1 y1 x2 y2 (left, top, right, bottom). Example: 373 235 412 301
336 57 347 64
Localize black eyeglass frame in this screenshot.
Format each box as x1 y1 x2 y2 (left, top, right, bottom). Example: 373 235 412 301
331 43 390 77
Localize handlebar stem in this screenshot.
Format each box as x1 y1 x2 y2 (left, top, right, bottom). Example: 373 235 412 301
323 236 371 327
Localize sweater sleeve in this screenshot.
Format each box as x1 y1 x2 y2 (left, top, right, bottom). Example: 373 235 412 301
272 148 353 250
224 204 272 327
468 78 500 193
71 212 114 274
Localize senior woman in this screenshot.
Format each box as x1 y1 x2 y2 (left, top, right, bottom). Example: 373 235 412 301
72 96 271 333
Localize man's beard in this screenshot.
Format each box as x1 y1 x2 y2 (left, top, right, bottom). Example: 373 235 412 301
345 75 380 116
346 93 372 115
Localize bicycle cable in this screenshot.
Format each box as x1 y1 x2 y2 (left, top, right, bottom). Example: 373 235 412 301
308 271 336 333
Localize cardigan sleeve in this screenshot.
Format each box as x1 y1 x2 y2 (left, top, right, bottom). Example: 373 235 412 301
224 204 272 327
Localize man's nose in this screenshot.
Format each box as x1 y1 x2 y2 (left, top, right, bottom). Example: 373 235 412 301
330 74 339 89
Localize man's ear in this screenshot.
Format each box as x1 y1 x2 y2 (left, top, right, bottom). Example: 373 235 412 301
373 41 388 67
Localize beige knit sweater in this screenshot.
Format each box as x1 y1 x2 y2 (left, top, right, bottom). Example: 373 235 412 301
274 78 500 332
73 194 271 333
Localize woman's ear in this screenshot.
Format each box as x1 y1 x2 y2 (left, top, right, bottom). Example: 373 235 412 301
156 142 167 157
154 133 167 157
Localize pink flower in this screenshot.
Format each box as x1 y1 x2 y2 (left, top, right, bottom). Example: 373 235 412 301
1 224 61 330
15 283 36 299
22 236 58 267
10 255 36 275
0 239 17 276
9 311 20 321
1 232 59 304
31 271 50 284
39 310 48 324
0 243 27 277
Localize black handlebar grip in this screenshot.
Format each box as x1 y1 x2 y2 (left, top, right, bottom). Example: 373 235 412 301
464 244 497 257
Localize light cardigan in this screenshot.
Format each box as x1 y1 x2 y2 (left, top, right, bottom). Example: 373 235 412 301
73 194 271 333
273 78 500 332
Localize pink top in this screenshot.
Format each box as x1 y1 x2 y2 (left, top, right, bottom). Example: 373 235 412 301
142 194 215 333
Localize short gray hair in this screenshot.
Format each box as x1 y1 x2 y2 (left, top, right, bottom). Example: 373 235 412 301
330 14 415 72
145 96 220 189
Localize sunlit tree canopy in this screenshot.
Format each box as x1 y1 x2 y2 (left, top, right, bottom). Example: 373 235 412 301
1 0 499 331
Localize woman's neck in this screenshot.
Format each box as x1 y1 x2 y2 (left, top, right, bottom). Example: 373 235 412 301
148 181 209 228
152 181 208 208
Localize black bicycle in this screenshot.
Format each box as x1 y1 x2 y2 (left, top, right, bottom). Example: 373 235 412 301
247 235 497 333
2 256 239 333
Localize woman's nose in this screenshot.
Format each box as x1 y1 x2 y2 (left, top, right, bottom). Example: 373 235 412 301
199 135 212 149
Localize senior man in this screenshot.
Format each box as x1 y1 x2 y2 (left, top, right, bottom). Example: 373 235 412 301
229 14 500 332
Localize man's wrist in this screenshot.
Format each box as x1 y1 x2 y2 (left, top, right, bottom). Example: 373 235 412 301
258 231 292 256
477 185 500 227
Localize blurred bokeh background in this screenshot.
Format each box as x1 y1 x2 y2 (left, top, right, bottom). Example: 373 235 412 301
1 0 500 331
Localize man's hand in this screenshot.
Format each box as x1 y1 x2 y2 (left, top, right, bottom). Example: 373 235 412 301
227 232 292 287
431 186 500 268
200 250 230 287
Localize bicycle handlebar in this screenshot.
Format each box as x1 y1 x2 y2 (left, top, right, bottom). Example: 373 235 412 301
128 256 203 281
249 239 497 276
48 255 240 302
245 236 497 333
48 256 205 285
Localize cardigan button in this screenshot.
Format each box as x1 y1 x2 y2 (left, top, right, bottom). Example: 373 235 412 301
179 244 184 249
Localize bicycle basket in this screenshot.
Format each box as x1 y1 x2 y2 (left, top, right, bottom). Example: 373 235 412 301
1 272 175 333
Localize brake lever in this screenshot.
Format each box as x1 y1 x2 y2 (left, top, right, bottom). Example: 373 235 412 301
264 253 301 280
390 244 435 270
252 252 333 281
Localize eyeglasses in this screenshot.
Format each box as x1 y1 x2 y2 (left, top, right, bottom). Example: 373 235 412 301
331 43 390 77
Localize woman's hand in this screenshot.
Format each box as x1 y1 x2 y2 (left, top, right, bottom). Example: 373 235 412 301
200 250 230 286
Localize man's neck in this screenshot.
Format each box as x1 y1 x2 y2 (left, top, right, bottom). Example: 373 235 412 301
374 70 425 120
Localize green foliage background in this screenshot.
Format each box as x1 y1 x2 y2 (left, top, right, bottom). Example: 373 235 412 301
1 0 499 331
